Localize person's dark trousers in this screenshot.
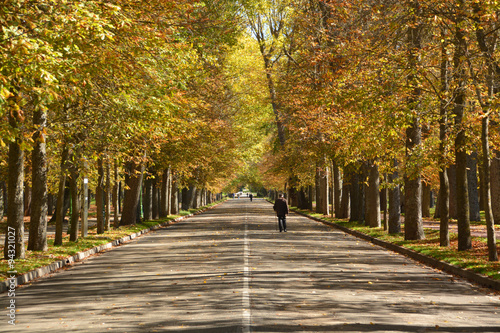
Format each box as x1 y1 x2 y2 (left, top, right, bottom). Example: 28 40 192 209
278 215 287 232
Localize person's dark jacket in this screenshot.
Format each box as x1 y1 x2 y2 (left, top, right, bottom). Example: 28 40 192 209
273 198 289 216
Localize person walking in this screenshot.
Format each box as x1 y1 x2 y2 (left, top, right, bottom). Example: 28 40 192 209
249 193 253 202
273 194 289 232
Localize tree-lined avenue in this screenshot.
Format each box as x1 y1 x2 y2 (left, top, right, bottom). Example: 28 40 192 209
1 199 499 332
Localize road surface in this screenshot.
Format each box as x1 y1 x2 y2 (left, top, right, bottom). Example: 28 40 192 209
1 199 499 332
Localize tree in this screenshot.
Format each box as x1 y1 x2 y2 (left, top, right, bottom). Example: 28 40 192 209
452 0 471 251
404 0 425 241
472 0 499 260
3 95 25 259
244 0 290 148
120 158 145 226
28 91 48 251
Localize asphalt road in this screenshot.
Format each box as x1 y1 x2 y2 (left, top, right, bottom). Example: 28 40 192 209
1 198 500 332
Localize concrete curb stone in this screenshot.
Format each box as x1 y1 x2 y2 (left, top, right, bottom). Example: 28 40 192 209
0 200 227 293
290 207 500 291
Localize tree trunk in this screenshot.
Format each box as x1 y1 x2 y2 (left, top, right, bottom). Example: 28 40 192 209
349 167 359 222
389 165 401 234
339 172 350 219
322 167 330 215
329 167 334 217
447 166 458 219
264 56 286 147
24 184 31 217
453 4 472 251
143 175 153 221
152 177 159 219
455 147 471 251
81 176 89 238
438 167 450 247
182 185 197 210
479 162 485 212
404 154 424 240
47 193 54 216
166 169 172 215
307 185 314 211
160 168 170 218
136 185 142 224
365 161 381 228
0 181 5 221
474 4 500 259
119 160 145 226
404 0 424 240
105 160 111 231
191 186 198 209
96 157 105 234
194 188 201 209
28 106 48 251
438 35 450 246
482 116 498 260
171 172 179 215
4 120 25 259
319 164 329 215
315 166 321 213
181 187 188 211
382 185 388 231
333 160 342 217
421 182 431 218
113 161 120 228
467 152 481 222
54 148 68 246
118 181 122 214
349 165 364 223
491 154 500 224
68 168 80 242
475 16 499 257
297 187 309 209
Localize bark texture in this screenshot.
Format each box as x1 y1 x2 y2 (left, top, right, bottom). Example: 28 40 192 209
54 148 68 246
404 0 424 240
453 3 472 250
160 168 170 217
333 161 342 217
4 120 25 259
421 182 431 218
28 107 48 251
491 155 500 224
365 162 380 228
120 160 145 226
388 167 401 234
143 175 153 221
68 167 80 242
350 165 365 223
467 153 481 222
96 157 105 234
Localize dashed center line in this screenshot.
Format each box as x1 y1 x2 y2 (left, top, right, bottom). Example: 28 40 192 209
242 208 251 332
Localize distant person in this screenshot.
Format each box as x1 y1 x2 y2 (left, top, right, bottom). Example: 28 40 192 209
273 194 289 232
249 193 253 202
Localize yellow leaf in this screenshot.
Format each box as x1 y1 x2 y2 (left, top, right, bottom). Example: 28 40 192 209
0 87 12 100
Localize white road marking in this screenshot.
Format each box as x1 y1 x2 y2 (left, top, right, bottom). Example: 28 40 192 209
242 208 251 332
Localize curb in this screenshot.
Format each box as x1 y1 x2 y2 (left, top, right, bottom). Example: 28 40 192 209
1 199 227 293
289 208 500 291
